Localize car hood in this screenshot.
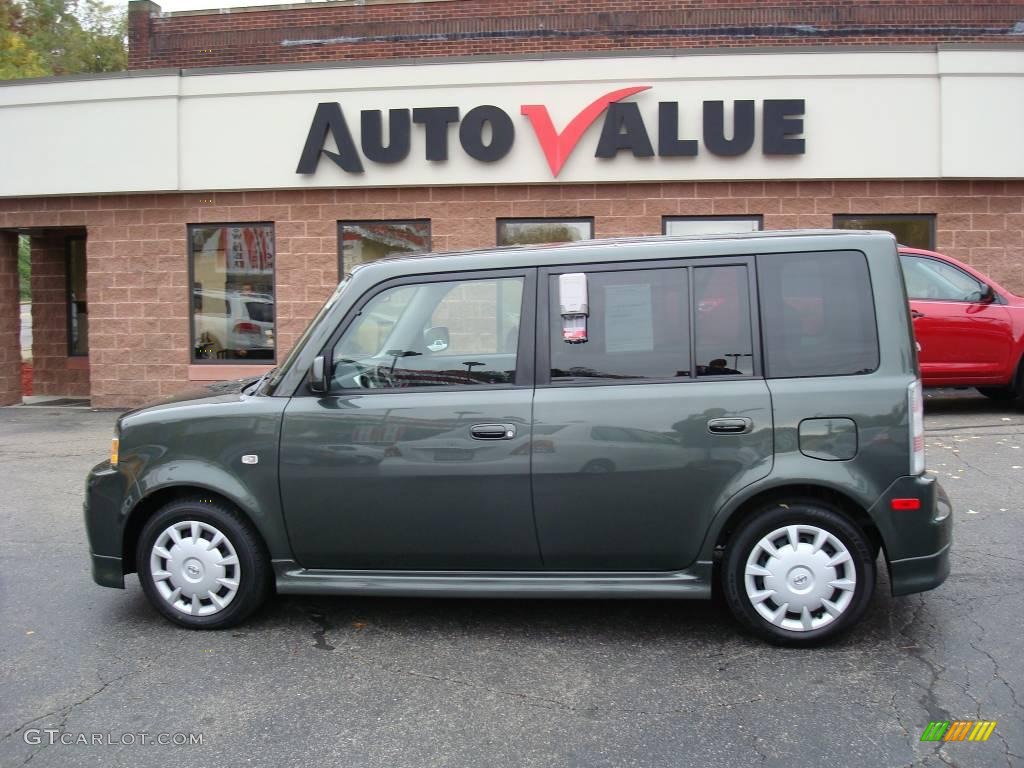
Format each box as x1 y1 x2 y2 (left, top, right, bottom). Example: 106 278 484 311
117 377 262 426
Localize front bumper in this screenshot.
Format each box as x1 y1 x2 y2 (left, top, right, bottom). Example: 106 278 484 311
84 460 129 589
870 474 953 597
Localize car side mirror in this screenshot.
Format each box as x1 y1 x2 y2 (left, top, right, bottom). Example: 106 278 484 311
424 326 450 353
308 355 328 394
979 284 996 304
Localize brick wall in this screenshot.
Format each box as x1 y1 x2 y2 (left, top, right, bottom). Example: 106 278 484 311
0 232 20 406
29 233 91 397
1 179 1022 407
128 0 1024 70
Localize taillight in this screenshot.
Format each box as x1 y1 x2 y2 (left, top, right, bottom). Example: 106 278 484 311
234 322 260 334
909 379 925 475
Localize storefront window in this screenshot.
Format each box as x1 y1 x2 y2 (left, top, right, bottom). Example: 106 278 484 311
663 217 762 236
190 223 276 362
339 221 431 273
66 237 88 356
834 215 935 250
497 219 593 246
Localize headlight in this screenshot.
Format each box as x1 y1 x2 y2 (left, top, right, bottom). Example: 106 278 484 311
111 437 119 467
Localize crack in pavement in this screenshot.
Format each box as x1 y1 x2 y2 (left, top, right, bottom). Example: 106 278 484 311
298 609 765 718
5 667 140 767
891 597 955 765
964 613 1024 718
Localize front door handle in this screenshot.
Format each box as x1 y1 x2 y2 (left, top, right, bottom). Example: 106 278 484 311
707 417 753 435
470 423 517 440
911 309 925 319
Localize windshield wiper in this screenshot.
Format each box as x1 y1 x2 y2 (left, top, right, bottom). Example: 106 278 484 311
244 367 277 395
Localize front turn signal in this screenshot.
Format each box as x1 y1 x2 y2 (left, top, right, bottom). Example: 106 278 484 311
111 437 119 467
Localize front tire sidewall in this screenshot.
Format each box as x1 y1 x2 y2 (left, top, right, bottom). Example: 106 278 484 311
723 503 876 646
136 499 269 630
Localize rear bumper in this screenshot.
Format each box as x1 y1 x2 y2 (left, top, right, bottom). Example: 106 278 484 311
870 474 953 596
888 544 951 597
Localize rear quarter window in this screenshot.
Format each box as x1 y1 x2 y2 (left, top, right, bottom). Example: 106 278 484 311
757 251 879 379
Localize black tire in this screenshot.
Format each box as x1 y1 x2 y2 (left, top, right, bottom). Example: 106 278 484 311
136 497 271 629
722 500 876 646
977 386 1018 401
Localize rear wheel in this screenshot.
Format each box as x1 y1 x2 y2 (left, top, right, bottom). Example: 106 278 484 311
136 497 271 629
723 501 875 646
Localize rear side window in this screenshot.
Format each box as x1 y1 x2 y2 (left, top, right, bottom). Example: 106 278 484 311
757 251 879 378
694 266 754 376
549 268 690 380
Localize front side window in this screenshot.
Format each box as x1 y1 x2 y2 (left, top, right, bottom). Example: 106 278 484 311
339 221 431 273
190 224 275 362
758 251 879 379
663 216 762 236
497 219 593 246
332 277 524 391
548 268 690 381
900 255 988 302
834 214 935 251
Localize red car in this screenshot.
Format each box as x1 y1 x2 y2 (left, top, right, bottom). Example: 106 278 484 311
899 246 1024 399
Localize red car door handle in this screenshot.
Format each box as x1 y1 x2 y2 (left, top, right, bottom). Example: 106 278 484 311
911 309 925 319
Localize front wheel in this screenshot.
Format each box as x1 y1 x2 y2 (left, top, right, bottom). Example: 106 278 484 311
136 498 271 629
722 502 875 646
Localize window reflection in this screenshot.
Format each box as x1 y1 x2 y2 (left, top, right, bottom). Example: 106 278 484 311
663 217 762 236
498 219 593 246
190 224 275 362
67 237 88 356
834 214 935 251
339 221 431 272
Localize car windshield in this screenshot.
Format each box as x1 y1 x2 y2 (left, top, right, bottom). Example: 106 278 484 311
264 276 352 394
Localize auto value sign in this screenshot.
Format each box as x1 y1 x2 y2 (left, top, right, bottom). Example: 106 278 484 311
296 86 805 178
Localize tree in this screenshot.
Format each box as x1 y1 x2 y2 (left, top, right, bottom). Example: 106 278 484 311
1 0 125 80
0 0 47 78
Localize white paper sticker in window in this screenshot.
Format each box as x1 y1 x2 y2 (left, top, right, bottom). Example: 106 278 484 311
604 283 654 353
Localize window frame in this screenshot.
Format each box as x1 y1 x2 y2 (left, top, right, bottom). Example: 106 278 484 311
661 215 764 236
496 218 594 247
65 235 88 358
303 267 538 397
833 214 936 251
536 256 762 388
187 222 278 366
337 219 432 275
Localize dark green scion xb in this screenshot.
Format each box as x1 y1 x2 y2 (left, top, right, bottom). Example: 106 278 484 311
84 230 951 645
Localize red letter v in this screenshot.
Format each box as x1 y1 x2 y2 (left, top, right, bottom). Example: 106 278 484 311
521 86 650 177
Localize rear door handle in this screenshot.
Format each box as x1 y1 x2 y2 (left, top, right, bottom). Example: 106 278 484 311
911 309 925 319
470 423 517 440
707 417 753 435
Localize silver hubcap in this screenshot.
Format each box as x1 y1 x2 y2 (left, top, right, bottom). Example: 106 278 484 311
744 524 857 632
149 521 241 617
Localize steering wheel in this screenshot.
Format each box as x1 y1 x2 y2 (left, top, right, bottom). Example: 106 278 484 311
370 364 396 389
335 358 395 389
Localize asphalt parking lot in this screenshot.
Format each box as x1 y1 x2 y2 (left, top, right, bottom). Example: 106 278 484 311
0 391 1021 768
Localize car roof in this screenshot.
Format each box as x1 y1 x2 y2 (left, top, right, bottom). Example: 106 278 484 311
349 229 897 279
